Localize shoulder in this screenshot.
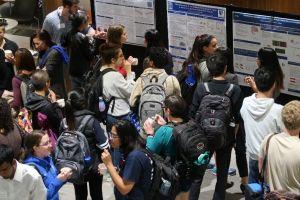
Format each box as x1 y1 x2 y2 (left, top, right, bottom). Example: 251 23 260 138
12 76 22 84
18 162 41 179
128 150 148 163
156 125 173 135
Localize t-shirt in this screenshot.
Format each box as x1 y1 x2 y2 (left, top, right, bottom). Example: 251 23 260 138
114 150 152 200
260 132 300 194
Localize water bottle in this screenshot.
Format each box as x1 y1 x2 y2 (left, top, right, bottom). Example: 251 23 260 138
159 178 171 196
84 156 92 167
98 97 106 112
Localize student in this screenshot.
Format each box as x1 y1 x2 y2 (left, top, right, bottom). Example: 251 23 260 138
25 70 63 136
0 144 47 199
144 29 174 74
189 51 242 200
31 30 68 98
12 48 36 112
100 120 152 200
241 67 285 184
24 130 72 200
259 100 300 194
0 98 23 160
65 88 109 200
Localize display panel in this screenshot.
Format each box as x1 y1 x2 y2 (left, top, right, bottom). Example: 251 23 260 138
167 0 227 73
94 0 155 46
233 11 300 97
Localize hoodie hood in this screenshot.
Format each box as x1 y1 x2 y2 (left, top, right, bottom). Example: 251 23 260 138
142 68 166 77
25 92 50 111
243 93 275 120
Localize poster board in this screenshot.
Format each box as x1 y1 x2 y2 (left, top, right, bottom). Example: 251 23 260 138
93 0 155 46
167 0 227 73
233 11 300 97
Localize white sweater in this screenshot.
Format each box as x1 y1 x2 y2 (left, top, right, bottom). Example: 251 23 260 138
240 93 284 160
101 66 135 117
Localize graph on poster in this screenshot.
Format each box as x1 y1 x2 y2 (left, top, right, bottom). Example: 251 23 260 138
233 11 300 97
167 0 227 73
94 0 155 46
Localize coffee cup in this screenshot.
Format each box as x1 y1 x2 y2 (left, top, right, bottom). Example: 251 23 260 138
4 50 13 58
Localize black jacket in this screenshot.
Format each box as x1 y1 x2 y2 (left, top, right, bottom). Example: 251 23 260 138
68 32 94 77
25 92 63 135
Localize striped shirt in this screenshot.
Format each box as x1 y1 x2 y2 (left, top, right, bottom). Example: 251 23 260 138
42 7 72 44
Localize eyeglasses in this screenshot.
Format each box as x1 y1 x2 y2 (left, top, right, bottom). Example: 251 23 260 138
39 140 51 146
109 132 119 139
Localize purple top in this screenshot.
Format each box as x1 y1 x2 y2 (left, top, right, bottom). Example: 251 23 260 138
12 76 22 110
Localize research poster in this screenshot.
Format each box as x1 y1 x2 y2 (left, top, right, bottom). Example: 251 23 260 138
167 0 227 73
94 0 155 46
233 11 300 97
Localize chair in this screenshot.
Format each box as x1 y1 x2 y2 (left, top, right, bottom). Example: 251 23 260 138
11 0 39 27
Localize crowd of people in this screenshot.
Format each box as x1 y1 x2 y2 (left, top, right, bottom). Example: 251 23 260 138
0 0 299 200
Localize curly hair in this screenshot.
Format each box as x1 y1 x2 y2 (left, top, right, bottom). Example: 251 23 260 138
0 98 14 135
282 100 300 131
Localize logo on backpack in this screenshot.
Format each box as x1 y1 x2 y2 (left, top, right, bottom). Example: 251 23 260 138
196 83 234 150
139 74 168 139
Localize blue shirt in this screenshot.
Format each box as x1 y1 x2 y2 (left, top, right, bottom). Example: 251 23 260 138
114 150 152 200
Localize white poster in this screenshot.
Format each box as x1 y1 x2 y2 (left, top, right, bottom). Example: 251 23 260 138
233 12 300 97
167 0 227 73
94 0 155 46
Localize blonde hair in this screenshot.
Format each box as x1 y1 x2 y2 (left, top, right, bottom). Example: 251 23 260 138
282 100 300 130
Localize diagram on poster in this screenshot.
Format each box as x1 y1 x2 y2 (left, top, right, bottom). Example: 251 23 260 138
94 0 155 46
167 0 227 73
233 12 300 97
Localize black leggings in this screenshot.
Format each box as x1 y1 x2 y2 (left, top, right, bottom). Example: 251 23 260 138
234 121 248 178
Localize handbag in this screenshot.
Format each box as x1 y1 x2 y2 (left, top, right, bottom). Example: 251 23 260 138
244 134 275 200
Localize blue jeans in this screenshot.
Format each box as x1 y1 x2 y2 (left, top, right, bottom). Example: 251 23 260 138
248 158 259 184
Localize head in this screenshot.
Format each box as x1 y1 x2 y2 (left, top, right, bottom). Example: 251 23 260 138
15 48 36 72
144 29 163 48
24 130 52 159
0 98 14 135
148 47 168 69
70 11 88 32
110 120 138 156
254 67 275 93
107 25 127 45
62 0 80 15
31 69 50 92
0 145 16 179
207 51 227 77
0 18 7 42
164 95 187 120
216 47 233 73
99 43 124 66
257 47 284 90
281 100 300 132
30 30 55 52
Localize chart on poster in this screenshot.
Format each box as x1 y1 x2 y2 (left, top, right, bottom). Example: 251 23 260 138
167 0 227 73
233 11 300 97
94 0 155 46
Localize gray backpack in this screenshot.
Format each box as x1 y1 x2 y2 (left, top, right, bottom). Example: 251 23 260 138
55 115 92 184
138 74 168 139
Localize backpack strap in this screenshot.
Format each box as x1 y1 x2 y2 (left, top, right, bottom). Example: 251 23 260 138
100 67 116 113
77 115 93 133
224 84 234 97
203 82 211 94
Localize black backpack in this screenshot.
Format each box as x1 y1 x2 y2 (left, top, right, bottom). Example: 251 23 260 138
196 82 234 150
84 55 103 93
55 115 92 184
141 148 180 200
86 67 115 124
173 120 210 178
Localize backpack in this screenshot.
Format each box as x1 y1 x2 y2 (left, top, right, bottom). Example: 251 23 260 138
141 148 180 200
54 115 92 184
139 74 168 133
176 64 198 105
196 82 234 150
86 68 115 124
173 120 210 178
83 55 103 94
16 74 33 106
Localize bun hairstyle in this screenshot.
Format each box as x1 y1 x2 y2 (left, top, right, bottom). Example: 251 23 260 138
99 43 121 65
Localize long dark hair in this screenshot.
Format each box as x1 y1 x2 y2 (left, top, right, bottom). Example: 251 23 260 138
65 88 87 130
182 34 216 78
113 120 138 158
0 98 14 135
258 47 284 90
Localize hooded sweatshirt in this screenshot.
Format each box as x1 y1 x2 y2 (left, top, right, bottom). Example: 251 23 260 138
129 68 181 107
240 93 284 160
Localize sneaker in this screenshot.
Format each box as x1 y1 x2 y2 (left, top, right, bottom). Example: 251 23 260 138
226 181 234 190
211 166 217 176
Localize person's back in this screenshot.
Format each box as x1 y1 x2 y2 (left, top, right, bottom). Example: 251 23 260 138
259 100 300 194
